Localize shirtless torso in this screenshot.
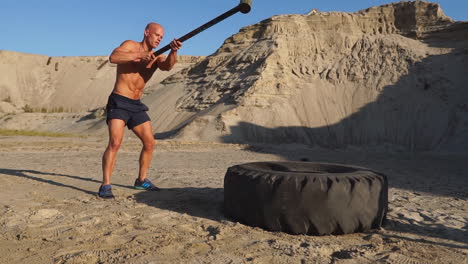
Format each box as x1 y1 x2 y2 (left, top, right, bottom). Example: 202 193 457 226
110 23 180 99
112 41 158 99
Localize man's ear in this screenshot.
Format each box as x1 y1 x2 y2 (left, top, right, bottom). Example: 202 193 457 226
144 29 149 37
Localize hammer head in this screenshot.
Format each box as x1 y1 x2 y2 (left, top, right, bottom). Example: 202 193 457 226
239 0 252 14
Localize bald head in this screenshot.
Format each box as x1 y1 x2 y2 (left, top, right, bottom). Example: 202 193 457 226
143 22 165 49
145 22 163 31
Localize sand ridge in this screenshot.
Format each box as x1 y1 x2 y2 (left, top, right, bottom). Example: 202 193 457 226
1 1 467 151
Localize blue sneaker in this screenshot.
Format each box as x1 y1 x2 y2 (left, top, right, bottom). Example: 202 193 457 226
98 184 115 199
134 178 160 191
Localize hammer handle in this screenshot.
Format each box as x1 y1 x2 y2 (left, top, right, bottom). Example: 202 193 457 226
153 4 242 57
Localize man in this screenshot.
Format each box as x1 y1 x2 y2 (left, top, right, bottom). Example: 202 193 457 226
99 22 182 199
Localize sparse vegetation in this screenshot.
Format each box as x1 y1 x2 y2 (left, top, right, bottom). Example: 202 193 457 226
2 96 12 103
52 106 66 113
97 60 108 70
0 129 77 137
22 104 34 113
22 105 70 113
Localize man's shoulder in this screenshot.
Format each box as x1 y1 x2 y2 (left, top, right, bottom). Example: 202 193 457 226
119 40 140 49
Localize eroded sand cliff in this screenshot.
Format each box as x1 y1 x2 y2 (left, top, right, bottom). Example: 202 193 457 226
1 1 467 151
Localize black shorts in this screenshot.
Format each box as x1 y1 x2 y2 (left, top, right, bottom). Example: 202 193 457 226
106 93 150 129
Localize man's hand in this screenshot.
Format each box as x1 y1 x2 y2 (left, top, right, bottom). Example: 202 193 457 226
135 51 155 63
145 39 182 69
169 39 182 52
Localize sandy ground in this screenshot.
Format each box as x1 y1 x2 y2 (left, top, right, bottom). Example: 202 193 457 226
0 135 466 264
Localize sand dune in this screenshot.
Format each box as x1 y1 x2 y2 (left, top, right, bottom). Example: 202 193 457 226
2 1 467 152
141 1 468 151
0 51 203 113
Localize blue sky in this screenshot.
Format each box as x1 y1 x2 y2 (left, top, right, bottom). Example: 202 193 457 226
0 0 466 57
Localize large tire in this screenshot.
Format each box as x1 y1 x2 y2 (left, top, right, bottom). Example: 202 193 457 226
224 161 388 235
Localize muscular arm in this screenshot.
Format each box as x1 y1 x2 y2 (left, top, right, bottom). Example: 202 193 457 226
156 51 177 71
109 40 153 64
151 39 182 71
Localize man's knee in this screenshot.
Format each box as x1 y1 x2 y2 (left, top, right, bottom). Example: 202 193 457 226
143 138 156 151
108 139 122 152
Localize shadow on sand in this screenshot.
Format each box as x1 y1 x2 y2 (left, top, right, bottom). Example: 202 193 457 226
133 187 225 221
132 186 468 249
0 168 134 196
8 168 464 248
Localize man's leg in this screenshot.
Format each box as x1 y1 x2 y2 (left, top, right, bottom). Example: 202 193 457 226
102 119 126 185
131 121 155 181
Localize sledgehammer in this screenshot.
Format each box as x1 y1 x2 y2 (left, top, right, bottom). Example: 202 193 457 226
146 0 252 68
